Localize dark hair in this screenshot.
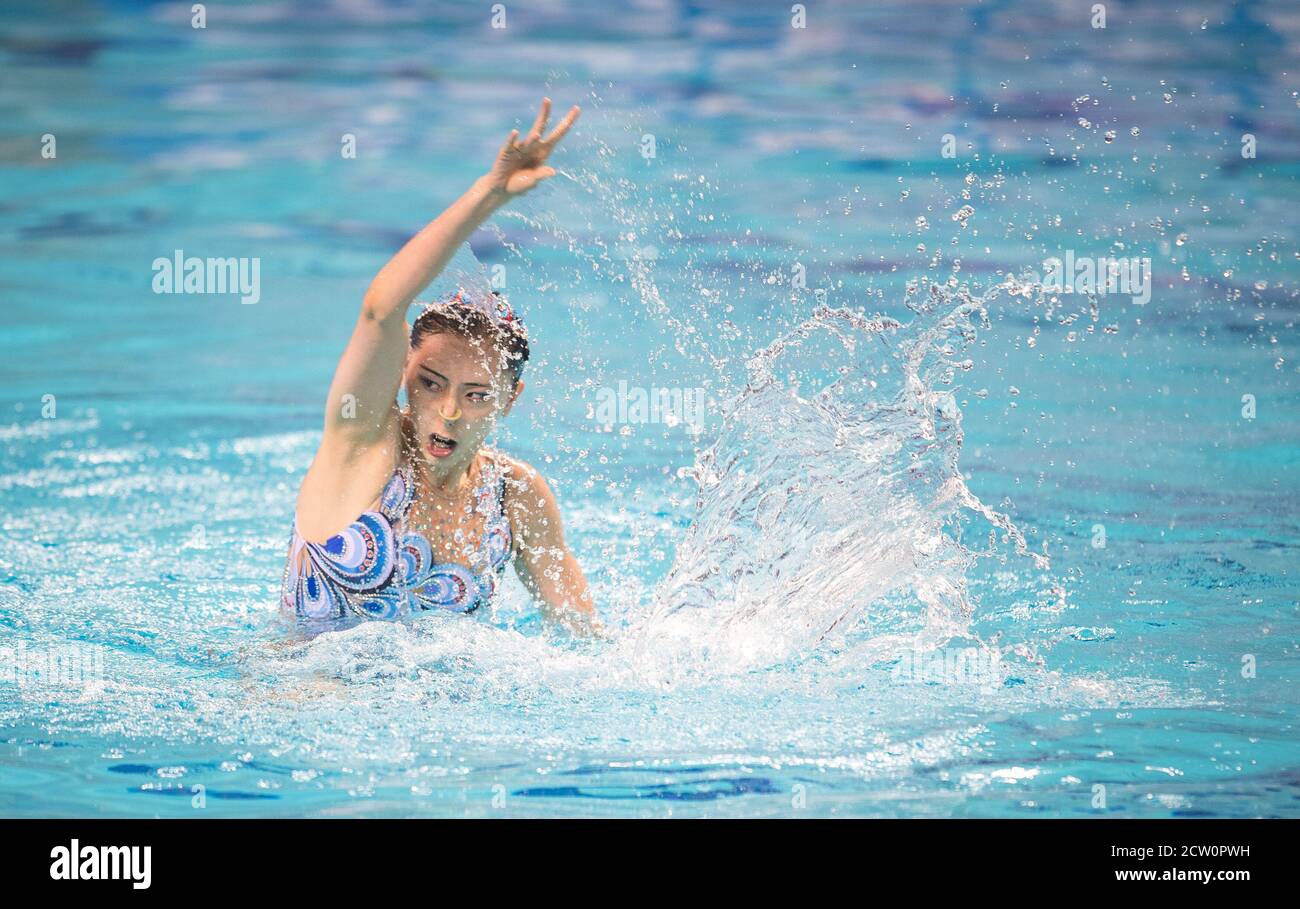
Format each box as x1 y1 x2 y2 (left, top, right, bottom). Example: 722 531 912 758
409 297 529 384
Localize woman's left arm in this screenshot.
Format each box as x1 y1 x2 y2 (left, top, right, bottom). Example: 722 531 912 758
505 464 603 637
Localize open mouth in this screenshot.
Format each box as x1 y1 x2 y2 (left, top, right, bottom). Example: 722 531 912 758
427 432 457 458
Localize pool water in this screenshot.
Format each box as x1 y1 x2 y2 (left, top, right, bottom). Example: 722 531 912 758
1 0 1298 817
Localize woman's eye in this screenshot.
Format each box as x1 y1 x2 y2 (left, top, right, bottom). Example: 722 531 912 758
468 391 493 402
420 378 439 391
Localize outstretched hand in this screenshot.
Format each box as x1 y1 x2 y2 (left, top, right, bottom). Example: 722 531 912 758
484 97 580 198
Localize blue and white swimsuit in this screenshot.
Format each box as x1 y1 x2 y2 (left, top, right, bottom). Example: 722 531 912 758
280 455 513 623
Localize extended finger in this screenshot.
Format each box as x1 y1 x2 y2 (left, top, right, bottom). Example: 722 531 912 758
541 105 580 148
526 97 551 142
496 128 520 160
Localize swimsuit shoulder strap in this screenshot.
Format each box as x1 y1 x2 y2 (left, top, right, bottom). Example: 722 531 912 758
480 449 515 568
377 460 416 525
484 448 511 515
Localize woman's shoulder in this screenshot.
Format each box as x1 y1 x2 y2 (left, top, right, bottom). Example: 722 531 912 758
479 448 559 520
480 447 540 493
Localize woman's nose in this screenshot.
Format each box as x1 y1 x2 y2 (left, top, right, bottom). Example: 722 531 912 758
436 393 462 423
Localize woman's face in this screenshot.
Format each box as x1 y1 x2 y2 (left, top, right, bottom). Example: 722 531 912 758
403 331 521 472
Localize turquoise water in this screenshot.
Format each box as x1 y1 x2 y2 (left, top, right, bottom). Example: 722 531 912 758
1 0 1298 817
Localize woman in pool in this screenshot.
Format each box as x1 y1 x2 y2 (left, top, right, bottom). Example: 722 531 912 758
281 98 599 635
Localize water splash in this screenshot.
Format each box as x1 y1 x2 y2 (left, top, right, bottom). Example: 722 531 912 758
626 280 1054 680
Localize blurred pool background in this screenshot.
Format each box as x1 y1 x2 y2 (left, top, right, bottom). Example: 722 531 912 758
0 0 1297 817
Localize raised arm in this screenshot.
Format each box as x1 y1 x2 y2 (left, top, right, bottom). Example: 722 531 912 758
295 99 580 542
324 98 580 450
318 179 501 451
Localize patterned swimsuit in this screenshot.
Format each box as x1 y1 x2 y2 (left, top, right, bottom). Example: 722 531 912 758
280 455 513 623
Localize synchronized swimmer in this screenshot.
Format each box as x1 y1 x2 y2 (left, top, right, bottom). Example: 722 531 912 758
280 98 601 636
